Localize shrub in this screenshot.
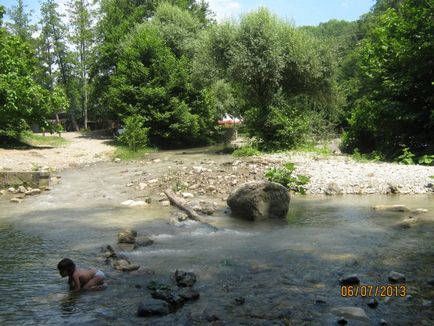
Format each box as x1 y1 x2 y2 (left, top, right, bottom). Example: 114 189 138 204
265 162 310 194
232 146 260 157
397 147 415 165
118 115 149 152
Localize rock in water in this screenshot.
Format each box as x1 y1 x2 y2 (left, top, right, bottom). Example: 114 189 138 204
227 181 290 221
339 275 360 286
174 270 197 287
136 235 154 247
388 271 406 283
331 307 370 323
178 288 200 301
137 298 171 317
117 229 137 244
373 205 410 212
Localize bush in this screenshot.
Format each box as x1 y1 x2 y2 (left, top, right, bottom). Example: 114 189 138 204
265 162 310 194
118 115 149 152
232 146 260 157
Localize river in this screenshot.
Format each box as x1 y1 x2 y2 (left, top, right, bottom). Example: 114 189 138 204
0 150 433 325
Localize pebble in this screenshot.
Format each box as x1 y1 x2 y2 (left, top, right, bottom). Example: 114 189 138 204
10 197 22 203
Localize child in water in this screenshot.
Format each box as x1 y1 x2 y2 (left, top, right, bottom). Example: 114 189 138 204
57 258 105 292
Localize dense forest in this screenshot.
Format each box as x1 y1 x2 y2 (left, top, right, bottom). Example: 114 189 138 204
0 0 433 161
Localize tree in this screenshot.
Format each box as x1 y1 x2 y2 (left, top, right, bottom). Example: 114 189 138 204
107 17 217 147
6 0 35 43
343 0 434 157
203 9 338 149
0 5 66 138
69 0 93 129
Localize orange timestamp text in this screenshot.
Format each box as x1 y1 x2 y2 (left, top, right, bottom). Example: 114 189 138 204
341 285 407 297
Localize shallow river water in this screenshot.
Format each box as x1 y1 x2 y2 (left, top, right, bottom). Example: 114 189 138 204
0 150 433 325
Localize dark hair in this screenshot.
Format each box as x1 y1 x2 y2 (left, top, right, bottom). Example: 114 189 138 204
57 258 76 276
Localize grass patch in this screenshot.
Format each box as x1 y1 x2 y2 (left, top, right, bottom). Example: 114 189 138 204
351 149 384 162
112 145 156 161
232 146 261 157
20 132 67 147
293 142 332 156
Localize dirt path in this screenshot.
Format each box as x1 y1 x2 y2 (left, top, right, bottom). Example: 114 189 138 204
0 132 116 171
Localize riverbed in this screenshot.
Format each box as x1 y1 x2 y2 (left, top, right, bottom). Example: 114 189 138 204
0 150 433 325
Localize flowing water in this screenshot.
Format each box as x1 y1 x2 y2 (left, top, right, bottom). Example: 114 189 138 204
0 150 433 325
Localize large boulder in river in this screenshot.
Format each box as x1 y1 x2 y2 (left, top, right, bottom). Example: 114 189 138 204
227 181 290 221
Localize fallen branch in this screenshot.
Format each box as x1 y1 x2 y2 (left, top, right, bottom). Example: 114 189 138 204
164 189 217 230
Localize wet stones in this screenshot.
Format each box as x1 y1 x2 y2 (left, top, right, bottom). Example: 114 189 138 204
388 271 406 283
227 181 290 221
117 229 153 249
138 271 200 318
137 298 171 317
174 270 197 287
99 244 140 272
330 307 370 323
395 216 418 229
117 229 137 244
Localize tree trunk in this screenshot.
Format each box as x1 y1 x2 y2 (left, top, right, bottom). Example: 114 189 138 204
164 189 217 230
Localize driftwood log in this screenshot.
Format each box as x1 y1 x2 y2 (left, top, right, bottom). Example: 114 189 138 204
164 189 217 230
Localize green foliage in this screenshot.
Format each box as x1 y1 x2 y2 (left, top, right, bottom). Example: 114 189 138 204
0 22 64 137
117 115 149 152
397 147 415 165
344 0 434 158
232 146 260 157
108 17 217 147
418 155 434 166
203 9 338 150
265 162 310 194
351 148 384 162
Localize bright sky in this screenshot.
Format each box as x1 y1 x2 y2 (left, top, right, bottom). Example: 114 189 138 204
2 0 375 26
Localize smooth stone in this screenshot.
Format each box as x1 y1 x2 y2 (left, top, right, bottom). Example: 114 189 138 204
325 182 342 195
410 208 428 214
8 187 16 193
395 216 418 229
18 185 27 193
340 275 360 286
120 200 148 207
136 235 154 247
114 158 121 163
373 205 410 212
0 190 5 195
161 200 170 207
137 298 171 317
25 188 41 195
380 319 388 325
337 317 348 325
113 259 140 272
388 271 406 283
330 307 370 323
181 192 194 198
178 288 200 301
10 197 23 203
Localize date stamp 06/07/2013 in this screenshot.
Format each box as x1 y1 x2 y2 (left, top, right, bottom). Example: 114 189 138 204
341 285 408 297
